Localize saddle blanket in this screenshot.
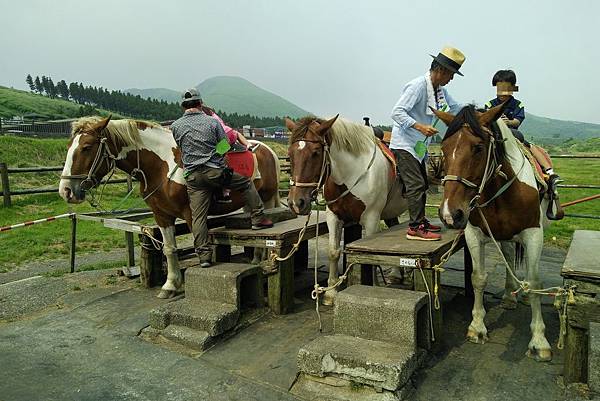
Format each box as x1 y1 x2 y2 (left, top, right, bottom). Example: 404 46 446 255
225 150 255 178
377 140 397 179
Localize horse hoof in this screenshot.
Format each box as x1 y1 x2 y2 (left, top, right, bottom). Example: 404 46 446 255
466 329 488 344
157 289 175 299
526 348 552 362
500 298 517 310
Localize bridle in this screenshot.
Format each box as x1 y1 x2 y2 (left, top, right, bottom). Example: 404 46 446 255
289 134 378 206
60 136 117 191
441 123 521 211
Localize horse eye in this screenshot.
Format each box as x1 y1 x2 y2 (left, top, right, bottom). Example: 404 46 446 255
473 144 484 153
81 145 92 151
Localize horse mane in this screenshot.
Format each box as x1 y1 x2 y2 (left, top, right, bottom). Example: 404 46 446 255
71 117 161 148
290 115 376 155
443 105 487 141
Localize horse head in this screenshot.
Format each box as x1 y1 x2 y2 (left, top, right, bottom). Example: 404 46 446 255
285 115 338 215
433 103 507 228
59 116 116 203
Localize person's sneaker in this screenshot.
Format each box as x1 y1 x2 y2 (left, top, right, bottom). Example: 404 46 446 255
423 219 442 232
200 261 211 268
252 217 274 230
406 224 441 241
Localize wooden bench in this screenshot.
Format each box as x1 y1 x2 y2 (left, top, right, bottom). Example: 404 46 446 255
561 230 600 384
343 221 471 342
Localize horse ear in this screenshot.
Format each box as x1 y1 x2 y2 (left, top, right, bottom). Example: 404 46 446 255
316 114 339 136
479 102 507 127
430 107 455 126
285 118 297 132
92 115 112 133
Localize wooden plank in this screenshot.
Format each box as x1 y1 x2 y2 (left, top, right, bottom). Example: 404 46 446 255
564 325 588 384
344 221 463 257
224 207 296 229
208 214 328 241
567 295 600 330
562 230 600 279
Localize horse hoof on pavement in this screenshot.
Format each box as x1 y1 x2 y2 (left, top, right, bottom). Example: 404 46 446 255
466 329 488 344
157 289 176 299
322 289 337 306
526 348 552 362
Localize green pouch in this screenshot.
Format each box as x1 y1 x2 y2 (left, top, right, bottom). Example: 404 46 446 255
414 140 427 158
216 138 231 155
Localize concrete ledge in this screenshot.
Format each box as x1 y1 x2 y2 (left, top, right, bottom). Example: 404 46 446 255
297 335 418 392
334 285 429 350
185 263 260 308
161 325 213 351
149 299 239 336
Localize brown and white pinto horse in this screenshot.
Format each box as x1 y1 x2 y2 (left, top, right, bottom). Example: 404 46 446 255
59 116 280 298
285 116 408 305
433 104 553 361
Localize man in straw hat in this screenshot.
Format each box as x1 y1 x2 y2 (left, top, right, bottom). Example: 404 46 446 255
390 46 466 240
170 88 273 268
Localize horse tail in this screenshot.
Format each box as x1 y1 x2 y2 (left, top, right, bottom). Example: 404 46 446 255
252 140 282 208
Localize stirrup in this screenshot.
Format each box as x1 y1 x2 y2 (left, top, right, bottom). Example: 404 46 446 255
546 195 564 220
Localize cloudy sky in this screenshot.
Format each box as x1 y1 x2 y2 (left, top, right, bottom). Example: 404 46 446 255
1 0 598 125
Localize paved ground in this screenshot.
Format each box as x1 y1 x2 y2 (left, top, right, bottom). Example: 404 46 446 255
0 234 592 401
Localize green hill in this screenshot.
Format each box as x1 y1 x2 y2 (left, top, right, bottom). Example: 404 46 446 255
126 76 310 118
521 113 600 144
0 86 88 119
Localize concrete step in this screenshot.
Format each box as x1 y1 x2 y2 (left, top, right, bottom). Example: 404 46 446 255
161 325 213 351
297 334 422 392
185 263 262 309
334 285 430 351
149 298 239 337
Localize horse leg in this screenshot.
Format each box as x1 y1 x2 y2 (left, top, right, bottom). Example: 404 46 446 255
500 241 519 310
521 228 552 361
157 225 182 299
465 224 489 344
322 211 343 306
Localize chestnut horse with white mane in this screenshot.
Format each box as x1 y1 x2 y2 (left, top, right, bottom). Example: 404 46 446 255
433 104 553 361
285 116 408 305
59 116 280 298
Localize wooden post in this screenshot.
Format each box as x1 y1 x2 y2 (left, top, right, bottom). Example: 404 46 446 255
293 240 309 272
343 224 362 272
268 245 295 314
414 267 443 344
564 324 589 384
70 214 77 273
139 233 165 288
463 243 473 298
214 244 231 262
0 162 11 207
125 232 135 267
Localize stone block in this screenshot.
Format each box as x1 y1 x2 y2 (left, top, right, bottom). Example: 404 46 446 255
590 322 600 393
224 207 296 229
161 325 213 351
185 263 261 308
334 285 429 350
149 299 239 337
297 334 418 392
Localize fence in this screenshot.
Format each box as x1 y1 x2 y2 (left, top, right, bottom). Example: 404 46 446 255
0 119 74 137
0 163 134 207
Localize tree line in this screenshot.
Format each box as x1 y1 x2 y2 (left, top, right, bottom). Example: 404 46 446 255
25 74 288 127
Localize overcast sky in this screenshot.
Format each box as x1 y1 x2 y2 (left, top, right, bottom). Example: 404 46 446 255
2 0 598 125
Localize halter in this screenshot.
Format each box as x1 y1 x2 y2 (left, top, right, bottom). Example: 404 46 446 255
60 136 117 190
441 124 518 210
289 136 378 206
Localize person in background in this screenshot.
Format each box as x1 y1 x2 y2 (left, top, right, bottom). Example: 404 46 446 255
171 88 273 268
390 46 466 241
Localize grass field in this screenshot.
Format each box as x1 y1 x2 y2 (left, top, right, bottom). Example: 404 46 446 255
0 135 598 271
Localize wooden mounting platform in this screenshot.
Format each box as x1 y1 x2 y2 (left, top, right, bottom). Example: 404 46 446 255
343 221 472 342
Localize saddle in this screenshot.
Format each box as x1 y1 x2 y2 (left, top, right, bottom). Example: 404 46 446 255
516 142 564 220
376 140 397 179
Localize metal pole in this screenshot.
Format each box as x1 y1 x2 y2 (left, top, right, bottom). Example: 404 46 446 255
70 214 77 273
0 162 11 207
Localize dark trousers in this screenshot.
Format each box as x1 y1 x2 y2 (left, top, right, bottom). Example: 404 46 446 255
185 166 264 262
392 149 429 228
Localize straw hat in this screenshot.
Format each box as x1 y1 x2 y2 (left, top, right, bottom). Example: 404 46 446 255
430 46 466 76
